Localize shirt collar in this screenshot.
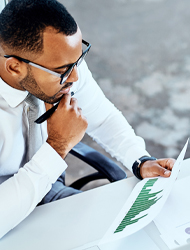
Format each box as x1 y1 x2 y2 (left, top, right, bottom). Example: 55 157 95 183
0 77 28 108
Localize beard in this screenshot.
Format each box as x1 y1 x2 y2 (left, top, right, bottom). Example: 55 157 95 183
19 66 72 104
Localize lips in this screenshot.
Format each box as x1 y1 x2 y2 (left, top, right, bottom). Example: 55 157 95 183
56 83 73 97
59 87 71 94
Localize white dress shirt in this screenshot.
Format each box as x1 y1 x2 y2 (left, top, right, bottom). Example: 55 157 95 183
0 61 149 238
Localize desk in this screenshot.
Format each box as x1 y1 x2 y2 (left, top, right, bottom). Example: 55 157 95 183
0 159 190 250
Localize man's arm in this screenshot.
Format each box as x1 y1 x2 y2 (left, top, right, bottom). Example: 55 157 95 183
0 143 65 239
0 94 87 239
75 61 175 177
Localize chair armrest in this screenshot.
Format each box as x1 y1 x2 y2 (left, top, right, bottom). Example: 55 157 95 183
69 142 127 185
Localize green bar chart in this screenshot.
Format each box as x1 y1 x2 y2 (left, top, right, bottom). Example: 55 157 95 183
114 178 163 233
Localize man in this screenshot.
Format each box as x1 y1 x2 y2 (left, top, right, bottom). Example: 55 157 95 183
0 0 174 238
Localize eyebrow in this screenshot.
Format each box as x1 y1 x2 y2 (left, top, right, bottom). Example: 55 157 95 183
54 48 84 70
54 63 73 70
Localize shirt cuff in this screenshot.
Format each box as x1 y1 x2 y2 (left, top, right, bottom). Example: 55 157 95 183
31 142 67 183
123 145 150 173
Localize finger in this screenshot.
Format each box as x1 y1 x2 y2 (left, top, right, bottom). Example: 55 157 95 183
70 97 78 106
59 93 71 107
45 102 54 111
152 165 171 178
77 107 83 117
70 98 79 112
156 158 176 170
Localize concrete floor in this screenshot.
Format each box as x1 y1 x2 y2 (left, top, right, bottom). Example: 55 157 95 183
59 0 190 190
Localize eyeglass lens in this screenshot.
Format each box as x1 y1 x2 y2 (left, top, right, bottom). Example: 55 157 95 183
60 48 89 85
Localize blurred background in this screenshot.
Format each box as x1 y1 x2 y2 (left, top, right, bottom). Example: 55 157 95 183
60 0 190 189
1 0 190 190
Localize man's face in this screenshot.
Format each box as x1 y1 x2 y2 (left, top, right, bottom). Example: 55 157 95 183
19 26 82 104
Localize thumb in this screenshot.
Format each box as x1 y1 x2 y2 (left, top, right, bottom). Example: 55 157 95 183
156 165 171 177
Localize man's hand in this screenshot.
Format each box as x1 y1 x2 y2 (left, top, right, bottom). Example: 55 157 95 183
46 93 88 159
140 158 176 179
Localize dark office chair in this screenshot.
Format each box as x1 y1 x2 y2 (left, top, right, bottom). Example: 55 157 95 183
68 142 127 190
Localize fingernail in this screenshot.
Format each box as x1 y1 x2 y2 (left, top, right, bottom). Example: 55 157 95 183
164 170 171 175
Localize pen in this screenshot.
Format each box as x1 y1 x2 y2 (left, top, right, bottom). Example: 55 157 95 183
35 90 77 124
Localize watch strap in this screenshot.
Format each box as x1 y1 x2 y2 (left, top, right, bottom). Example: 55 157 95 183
132 156 157 180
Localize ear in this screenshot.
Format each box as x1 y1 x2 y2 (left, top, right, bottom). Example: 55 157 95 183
4 57 27 80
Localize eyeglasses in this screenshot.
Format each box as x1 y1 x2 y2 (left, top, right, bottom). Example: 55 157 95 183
4 39 91 85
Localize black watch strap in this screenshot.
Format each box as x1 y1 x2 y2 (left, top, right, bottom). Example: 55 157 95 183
132 156 157 180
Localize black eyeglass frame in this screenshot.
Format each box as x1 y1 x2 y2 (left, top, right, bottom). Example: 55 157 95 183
4 39 91 85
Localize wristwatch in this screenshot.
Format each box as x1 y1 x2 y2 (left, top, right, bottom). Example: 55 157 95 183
132 156 157 180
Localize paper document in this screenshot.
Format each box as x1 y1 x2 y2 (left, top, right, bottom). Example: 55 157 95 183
100 139 189 245
154 175 190 249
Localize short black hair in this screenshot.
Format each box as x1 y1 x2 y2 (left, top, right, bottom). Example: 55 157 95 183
0 0 77 54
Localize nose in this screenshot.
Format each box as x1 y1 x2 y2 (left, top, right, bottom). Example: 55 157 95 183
66 65 78 83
